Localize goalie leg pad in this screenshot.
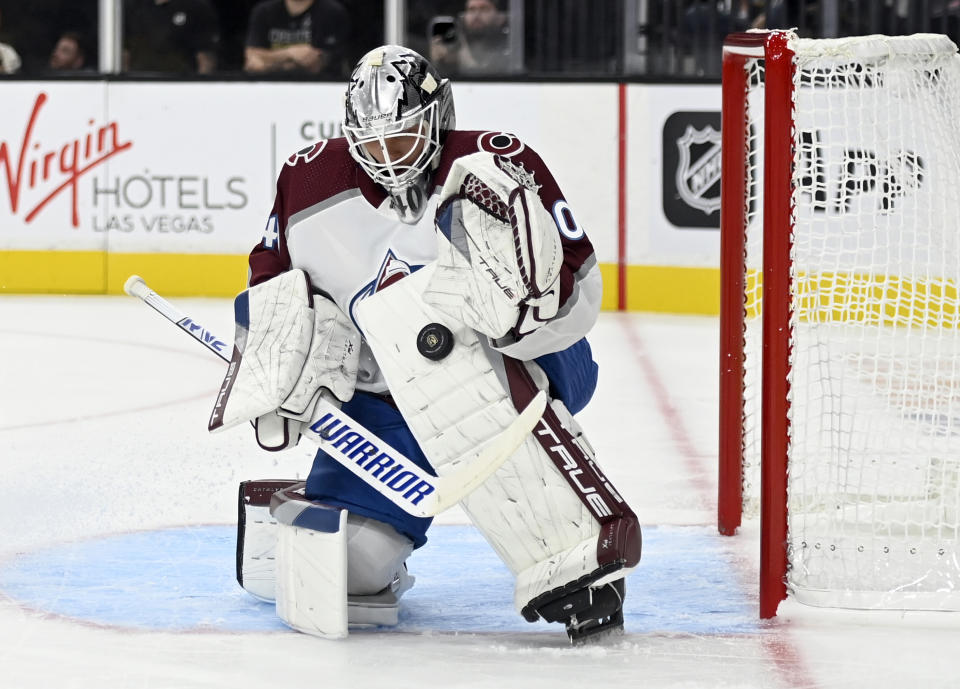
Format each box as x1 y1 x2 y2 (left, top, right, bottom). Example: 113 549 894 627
237 479 302 602
344 515 415 627
237 480 415 631
354 266 642 632
507 358 641 620
345 514 415 595
270 485 349 639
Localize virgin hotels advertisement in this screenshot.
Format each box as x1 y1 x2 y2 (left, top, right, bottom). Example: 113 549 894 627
0 82 347 256
2 83 113 252
0 80 723 298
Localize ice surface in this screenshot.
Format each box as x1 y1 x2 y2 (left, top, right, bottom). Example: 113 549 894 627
0 524 756 636
1 296 958 688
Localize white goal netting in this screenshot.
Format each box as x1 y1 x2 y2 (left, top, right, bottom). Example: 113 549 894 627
740 34 960 609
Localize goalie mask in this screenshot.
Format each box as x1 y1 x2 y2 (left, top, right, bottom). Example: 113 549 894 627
343 45 456 223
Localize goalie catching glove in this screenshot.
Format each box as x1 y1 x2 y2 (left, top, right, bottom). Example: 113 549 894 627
424 151 564 340
209 270 361 450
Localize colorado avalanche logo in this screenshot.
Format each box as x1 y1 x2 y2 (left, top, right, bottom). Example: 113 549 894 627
477 131 524 157
348 250 418 328
286 140 327 167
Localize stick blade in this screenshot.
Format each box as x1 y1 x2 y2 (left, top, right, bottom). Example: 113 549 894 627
423 390 548 515
303 391 546 519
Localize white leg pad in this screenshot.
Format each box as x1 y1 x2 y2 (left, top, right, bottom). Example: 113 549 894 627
237 479 301 603
238 481 415 632
355 265 639 616
355 263 529 475
273 507 348 639
458 434 614 613
513 535 631 614
239 503 282 603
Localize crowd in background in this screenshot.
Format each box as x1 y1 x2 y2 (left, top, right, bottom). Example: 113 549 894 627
0 0 510 77
0 0 958 79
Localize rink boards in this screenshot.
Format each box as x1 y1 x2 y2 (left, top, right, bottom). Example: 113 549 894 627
0 80 722 313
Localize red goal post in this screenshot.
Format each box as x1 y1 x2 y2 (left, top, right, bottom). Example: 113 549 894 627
719 30 960 618
719 30 793 619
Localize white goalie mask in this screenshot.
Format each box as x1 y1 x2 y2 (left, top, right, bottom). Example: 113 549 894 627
343 45 455 223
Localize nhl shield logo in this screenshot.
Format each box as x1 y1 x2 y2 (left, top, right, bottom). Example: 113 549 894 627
675 124 721 215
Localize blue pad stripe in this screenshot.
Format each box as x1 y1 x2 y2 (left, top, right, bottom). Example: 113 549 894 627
290 504 343 533
233 290 250 330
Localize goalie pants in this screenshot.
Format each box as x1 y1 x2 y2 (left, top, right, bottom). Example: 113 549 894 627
305 390 434 550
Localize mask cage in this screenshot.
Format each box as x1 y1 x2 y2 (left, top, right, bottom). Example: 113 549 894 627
344 100 442 191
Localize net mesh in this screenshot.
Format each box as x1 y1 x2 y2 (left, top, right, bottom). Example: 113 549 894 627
742 57 765 521
741 34 960 609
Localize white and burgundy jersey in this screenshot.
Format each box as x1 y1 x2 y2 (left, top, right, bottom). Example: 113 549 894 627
249 130 602 394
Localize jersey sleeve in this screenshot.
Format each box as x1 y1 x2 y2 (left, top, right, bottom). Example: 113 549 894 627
248 171 293 287
489 142 602 361
248 138 352 288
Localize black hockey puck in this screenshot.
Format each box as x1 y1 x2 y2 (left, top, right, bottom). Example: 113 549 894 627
417 323 454 360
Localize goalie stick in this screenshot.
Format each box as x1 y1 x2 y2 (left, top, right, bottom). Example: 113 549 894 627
123 274 546 518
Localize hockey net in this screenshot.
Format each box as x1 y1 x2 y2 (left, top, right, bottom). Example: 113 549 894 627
718 30 960 617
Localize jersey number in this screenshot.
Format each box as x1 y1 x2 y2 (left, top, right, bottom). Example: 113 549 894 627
552 200 584 240
262 215 280 249
389 184 426 217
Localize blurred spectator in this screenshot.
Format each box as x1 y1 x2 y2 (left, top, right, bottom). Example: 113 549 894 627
678 0 762 75
244 0 351 77
123 0 220 74
0 6 21 74
750 0 819 34
929 0 960 44
48 31 90 72
211 0 259 70
340 0 386 66
405 0 462 57
0 0 96 74
684 0 760 36
429 0 510 75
